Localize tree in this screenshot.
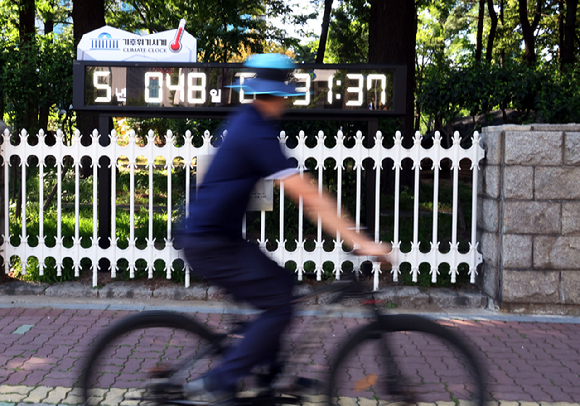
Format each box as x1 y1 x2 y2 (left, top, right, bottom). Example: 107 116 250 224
560 0 578 69
325 1 369 63
72 0 105 159
518 0 543 66
72 0 105 44
105 0 300 62
368 0 417 142
475 0 485 62
486 0 498 62
315 0 334 63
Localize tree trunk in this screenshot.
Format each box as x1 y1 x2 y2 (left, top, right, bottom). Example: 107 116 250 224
486 0 498 62
19 0 35 42
560 0 578 70
315 0 334 63
72 0 106 45
368 0 416 143
557 0 565 61
18 0 37 133
369 0 417 192
39 2 56 134
475 0 485 62
500 0 505 65
518 0 543 67
72 0 106 176
44 0 55 35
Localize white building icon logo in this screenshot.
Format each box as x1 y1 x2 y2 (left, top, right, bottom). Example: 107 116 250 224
91 33 119 50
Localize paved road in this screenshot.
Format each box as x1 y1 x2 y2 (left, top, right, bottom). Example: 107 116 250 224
0 297 579 406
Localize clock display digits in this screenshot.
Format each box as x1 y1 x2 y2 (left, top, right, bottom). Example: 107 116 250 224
166 72 184 103
367 74 387 105
327 75 334 104
187 72 206 104
293 73 311 106
93 71 112 103
145 72 163 103
81 63 398 116
239 72 257 104
346 73 364 106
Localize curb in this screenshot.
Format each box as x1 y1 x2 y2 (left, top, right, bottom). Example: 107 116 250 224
0 280 491 310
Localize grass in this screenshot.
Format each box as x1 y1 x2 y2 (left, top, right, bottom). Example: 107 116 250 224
6 160 476 288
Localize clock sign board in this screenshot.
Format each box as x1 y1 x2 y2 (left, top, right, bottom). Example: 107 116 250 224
74 24 406 119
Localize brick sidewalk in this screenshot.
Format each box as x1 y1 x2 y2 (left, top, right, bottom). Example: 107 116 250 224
0 305 579 405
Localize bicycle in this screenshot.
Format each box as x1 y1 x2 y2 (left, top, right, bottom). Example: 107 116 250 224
80 263 486 406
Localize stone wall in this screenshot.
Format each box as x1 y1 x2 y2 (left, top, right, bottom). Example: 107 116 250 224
479 124 580 314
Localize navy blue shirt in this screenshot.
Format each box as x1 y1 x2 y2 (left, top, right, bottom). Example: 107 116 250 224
188 104 295 237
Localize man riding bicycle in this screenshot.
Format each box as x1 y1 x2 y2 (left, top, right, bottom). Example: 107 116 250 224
179 53 391 405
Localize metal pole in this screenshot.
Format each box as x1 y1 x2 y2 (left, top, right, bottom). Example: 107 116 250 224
98 115 112 274
365 119 378 238
363 119 378 277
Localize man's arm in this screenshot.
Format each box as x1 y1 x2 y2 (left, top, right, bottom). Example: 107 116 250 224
278 173 391 258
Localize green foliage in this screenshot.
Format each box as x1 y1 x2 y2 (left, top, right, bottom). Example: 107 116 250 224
124 118 223 144
105 0 303 62
325 1 369 63
0 33 74 133
417 61 580 131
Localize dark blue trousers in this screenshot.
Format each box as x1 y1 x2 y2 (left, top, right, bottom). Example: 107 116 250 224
182 233 294 392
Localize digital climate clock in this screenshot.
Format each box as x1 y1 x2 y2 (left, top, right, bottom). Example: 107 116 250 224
73 61 406 118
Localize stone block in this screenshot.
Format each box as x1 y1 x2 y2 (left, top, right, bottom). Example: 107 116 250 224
460 289 489 308
479 231 499 266
207 286 235 302
481 262 499 299
152 285 207 300
479 130 503 165
535 167 580 199
292 284 316 305
98 281 152 300
427 288 488 308
531 123 580 132
534 236 580 269
478 198 499 232
564 132 580 165
44 282 98 298
504 166 533 199
479 164 500 198
374 286 430 308
562 202 580 235
0 281 48 295
501 270 560 304
560 271 580 304
503 201 560 234
505 131 563 166
502 234 532 269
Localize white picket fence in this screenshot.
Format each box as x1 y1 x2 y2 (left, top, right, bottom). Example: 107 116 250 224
0 127 484 290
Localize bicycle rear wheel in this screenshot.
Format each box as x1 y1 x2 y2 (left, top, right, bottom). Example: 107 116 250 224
327 314 486 406
80 310 224 406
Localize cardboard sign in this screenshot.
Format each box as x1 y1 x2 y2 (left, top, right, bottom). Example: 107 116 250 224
77 19 197 62
196 155 274 212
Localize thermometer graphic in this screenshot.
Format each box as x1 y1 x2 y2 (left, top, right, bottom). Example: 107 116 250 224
170 19 186 52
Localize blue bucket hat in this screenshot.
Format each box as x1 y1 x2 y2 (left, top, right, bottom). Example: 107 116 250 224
228 53 305 97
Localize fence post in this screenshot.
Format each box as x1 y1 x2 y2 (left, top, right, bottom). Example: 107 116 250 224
0 130 4 272
363 120 378 276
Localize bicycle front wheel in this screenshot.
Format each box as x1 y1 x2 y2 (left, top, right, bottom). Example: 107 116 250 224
80 310 224 406
327 314 486 406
